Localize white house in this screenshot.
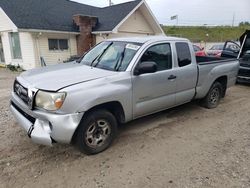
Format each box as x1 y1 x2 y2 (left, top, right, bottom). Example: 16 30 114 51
0 0 164 70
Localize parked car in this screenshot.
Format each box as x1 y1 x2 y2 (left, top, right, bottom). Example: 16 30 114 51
206 44 224 56
193 44 207 56
218 41 240 57
10 36 239 154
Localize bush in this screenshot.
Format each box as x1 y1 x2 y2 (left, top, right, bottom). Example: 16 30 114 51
6 64 23 72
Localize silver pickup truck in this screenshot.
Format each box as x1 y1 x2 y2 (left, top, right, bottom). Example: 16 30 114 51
10 36 239 154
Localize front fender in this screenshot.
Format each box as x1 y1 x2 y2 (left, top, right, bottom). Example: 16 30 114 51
59 73 133 122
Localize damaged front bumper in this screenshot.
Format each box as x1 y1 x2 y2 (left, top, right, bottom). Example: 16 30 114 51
10 92 84 146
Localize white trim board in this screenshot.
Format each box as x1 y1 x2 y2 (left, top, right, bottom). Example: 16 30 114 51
0 7 18 32
18 29 80 35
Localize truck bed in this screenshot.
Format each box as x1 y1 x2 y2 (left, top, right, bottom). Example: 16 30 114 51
195 57 239 99
196 56 236 64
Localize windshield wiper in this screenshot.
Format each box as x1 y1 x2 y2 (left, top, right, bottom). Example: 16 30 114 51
91 42 113 68
114 46 126 71
76 52 87 63
89 53 101 67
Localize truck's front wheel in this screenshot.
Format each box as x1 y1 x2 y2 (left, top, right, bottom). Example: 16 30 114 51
202 82 223 109
76 109 117 155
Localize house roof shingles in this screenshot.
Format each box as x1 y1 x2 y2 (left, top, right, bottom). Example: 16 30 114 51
0 0 142 32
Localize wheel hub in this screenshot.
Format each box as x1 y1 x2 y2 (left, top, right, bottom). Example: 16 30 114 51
85 119 111 148
210 88 219 104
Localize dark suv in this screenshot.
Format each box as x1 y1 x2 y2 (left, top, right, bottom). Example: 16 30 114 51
221 30 250 83
238 30 250 83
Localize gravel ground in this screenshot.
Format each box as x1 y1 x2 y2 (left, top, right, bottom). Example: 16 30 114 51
0 68 250 188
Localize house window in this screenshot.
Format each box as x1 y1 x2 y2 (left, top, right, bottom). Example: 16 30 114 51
48 39 68 50
9 32 22 59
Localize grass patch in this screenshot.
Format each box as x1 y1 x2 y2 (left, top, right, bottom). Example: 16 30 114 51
162 26 250 42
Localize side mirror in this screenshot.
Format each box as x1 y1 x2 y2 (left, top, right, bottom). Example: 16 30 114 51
134 61 157 75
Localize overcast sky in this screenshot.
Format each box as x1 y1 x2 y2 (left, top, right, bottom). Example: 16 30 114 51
72 0 250 26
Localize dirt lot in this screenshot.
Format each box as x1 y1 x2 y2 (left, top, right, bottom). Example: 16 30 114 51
0 68 250 188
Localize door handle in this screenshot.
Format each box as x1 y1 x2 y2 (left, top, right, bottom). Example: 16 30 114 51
168 75 177 80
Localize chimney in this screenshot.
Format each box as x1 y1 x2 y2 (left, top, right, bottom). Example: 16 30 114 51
73 15 98 55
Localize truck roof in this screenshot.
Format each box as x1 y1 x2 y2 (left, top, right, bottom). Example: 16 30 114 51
106 35 189 44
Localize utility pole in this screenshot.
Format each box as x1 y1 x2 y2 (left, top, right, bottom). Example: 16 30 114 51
108 0 112 6
232 13 235 27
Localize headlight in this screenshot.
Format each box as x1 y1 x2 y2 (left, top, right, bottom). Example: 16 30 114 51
35 91 66 111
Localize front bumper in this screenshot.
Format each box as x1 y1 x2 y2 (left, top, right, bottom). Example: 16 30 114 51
10 92 84 146
237 76 250 84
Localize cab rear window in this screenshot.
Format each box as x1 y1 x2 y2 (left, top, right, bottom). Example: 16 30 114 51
176 42 192 67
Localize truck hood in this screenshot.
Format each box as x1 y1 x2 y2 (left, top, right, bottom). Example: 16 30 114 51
19 62 118 91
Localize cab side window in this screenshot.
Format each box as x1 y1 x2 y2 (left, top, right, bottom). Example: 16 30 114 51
140 43 172 71
176 42 192 67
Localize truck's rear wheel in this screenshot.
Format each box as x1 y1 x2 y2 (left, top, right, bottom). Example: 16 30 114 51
76 109 117 155
202 82 223 109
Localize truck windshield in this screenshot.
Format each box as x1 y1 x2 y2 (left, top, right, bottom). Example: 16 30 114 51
80 41 142 71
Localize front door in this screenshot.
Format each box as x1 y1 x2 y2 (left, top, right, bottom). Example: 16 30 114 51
132 43 177 118
0 37 5 64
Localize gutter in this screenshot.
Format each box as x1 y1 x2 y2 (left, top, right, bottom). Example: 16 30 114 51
18 29 80 35
92 31 113 34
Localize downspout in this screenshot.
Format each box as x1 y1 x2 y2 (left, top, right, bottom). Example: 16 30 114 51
68 32 72 58
34 32 42 67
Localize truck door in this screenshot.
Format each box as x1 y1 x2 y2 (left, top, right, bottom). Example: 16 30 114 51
132 43 177 118
174 42 198 105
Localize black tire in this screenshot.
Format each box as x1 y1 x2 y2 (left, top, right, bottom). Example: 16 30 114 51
201 82 223 109
75 109 117 155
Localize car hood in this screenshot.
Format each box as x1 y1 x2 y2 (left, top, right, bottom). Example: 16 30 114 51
18 62 118 91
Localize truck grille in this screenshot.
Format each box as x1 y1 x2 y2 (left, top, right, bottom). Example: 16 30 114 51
13 80 34 107
11 101 36 123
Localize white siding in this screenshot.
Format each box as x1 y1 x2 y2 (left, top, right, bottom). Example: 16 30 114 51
138 3 163 34
1 32 12 65
37 33 77 65
118 10 154 34
0 8 19 66
95 5 163 44
1 31 40 70
96 35 107 44
1 31 78 69
96 32 150 44
19 32 37 70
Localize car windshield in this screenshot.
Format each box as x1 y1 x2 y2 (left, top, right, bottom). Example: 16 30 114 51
193 45 201 52
80 41 142 71
210 45 224 50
